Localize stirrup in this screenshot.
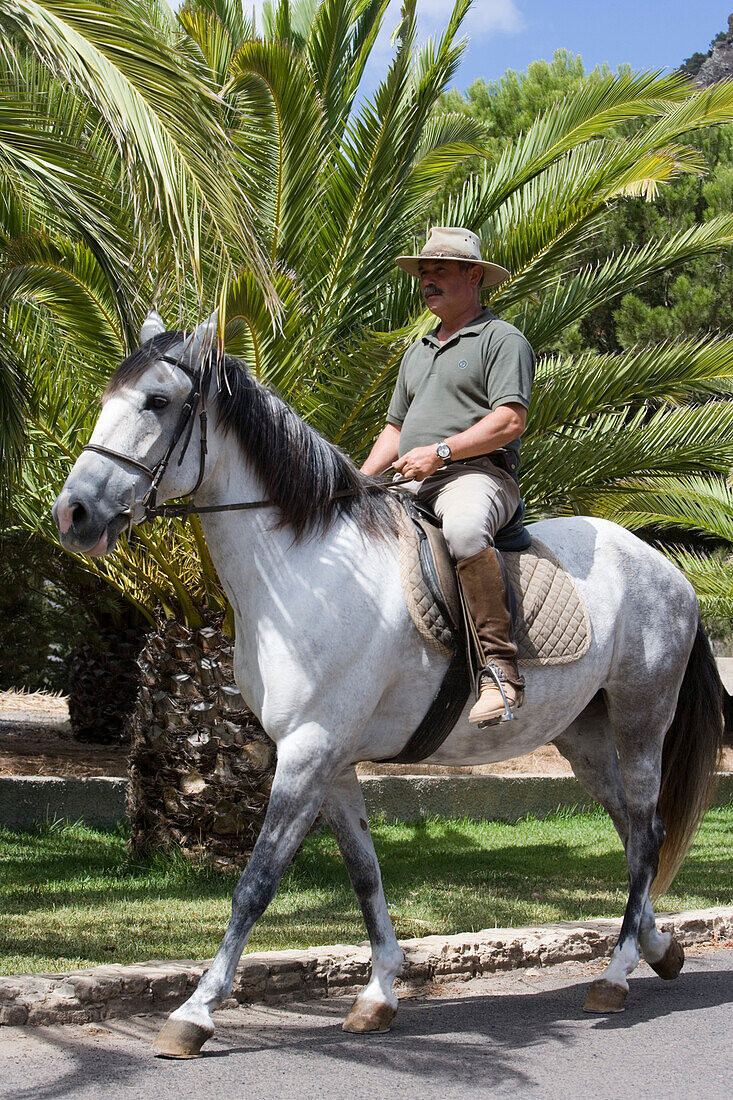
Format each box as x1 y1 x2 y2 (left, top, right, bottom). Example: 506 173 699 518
475 663 516 728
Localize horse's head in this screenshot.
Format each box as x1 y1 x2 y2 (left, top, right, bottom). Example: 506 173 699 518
53 311 218 557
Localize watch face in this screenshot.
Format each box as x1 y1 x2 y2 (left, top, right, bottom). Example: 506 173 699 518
437 443 451 460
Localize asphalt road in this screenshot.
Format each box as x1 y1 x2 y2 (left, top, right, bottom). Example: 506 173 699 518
0 947 730 1100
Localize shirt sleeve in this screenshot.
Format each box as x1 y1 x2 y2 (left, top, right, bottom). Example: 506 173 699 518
386 351 411 426
485 332 535 411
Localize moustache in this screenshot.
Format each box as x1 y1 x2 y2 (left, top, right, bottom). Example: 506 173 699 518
423 284 442 297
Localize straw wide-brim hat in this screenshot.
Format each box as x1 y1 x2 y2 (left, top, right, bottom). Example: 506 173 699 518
396 226 509 286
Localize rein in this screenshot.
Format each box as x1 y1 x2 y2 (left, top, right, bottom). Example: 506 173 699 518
83 351 412 524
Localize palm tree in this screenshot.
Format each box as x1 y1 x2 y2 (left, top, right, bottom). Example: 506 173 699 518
2 0 490 861
0 0 278 494
6 0 733 862
0 3 254 750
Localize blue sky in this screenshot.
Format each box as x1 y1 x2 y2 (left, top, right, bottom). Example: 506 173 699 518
378 1 731 91
168 2 731 91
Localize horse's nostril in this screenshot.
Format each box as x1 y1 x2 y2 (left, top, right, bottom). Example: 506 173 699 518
71 501 89 528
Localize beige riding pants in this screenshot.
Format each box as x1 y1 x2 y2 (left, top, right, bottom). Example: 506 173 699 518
403 457 520 561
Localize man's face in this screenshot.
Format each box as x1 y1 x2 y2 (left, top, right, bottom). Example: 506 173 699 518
418 259 481 319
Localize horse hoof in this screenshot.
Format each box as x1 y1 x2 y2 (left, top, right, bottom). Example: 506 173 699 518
583 978 627 1014
153 1018 214 1058
648 937 685 981
342 999 396 1033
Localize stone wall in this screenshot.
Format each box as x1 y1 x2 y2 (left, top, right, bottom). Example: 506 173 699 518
2 908 730 1027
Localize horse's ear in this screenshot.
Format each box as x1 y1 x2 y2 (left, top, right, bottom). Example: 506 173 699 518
184 309 219 360
140 310 166 343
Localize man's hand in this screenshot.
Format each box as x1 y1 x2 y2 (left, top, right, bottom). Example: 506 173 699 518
393 445 443 482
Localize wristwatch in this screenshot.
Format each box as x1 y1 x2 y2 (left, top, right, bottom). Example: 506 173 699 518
436 441 452 464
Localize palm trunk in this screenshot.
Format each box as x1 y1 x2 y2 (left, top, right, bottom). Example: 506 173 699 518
67 622 145 744
127 614 276 870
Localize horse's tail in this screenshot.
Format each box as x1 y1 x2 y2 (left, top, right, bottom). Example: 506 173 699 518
654 621 724 895
724 684 733 743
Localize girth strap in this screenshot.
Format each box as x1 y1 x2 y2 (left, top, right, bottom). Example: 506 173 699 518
372 643 470 765
369 503 471 765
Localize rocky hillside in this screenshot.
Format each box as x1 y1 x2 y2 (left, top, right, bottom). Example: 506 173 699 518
685 15 733 84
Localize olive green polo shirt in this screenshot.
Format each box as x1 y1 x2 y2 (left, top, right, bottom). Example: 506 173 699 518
387 309 535 459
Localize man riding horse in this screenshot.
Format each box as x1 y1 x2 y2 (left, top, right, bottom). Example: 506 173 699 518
54 271 720 1052
362 227 535 726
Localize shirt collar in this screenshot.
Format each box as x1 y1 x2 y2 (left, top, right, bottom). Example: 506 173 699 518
422 307 496 348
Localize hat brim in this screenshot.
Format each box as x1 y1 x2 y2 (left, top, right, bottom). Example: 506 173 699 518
395 255 510 286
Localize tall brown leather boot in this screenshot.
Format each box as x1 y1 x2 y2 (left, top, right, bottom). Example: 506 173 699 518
456 546 525 725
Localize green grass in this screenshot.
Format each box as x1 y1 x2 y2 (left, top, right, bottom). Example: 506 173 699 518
0 805 731 975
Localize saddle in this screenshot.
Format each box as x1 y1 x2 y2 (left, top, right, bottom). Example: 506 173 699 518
398 499 591 666
373 499 591 765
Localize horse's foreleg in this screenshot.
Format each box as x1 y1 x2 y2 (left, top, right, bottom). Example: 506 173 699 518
322 769 404 1033
154 731 337 1058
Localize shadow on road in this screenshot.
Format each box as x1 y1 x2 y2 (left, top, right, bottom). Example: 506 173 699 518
1 963 731 1099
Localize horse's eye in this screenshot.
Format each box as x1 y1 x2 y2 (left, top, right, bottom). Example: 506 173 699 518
146 395 169 411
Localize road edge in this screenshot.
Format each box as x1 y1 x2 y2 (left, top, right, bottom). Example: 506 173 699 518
1 907 731 1028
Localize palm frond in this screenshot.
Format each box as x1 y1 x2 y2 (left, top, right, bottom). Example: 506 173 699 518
226 39 327 267
528 336 733 439
514 215 733 350
1 235 124 366
221 265 306 392
522 402 733 512
406 111 491 191
485 141 706 313
0 77 126 267
304 0 390 138
1 0 274 303
590 474 733 542
0 339 27 505
453 70 694 225
664 547 733 622
306 0 471 349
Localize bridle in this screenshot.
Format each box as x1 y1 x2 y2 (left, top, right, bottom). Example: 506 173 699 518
83 353 215 523
82 351 411 526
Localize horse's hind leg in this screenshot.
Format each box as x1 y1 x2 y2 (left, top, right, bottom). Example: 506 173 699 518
554 693 681 1012
322 769 404 1033
554 694 629 840
638 899 684 979
598 675 693 1009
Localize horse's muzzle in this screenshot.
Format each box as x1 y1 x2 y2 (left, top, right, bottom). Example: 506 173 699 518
53 483 128 557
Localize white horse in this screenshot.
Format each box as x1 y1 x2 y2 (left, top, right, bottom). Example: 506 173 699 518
53 314 724 1058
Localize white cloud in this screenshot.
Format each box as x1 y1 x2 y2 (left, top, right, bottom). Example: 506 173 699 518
364 1 524 89
237 1 525 43
417 1 524 38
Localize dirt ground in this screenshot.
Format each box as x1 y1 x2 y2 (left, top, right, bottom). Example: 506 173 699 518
0 691 129 777
1 689 731 778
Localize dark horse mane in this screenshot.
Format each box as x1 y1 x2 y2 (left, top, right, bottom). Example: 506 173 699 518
107 332 397 541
